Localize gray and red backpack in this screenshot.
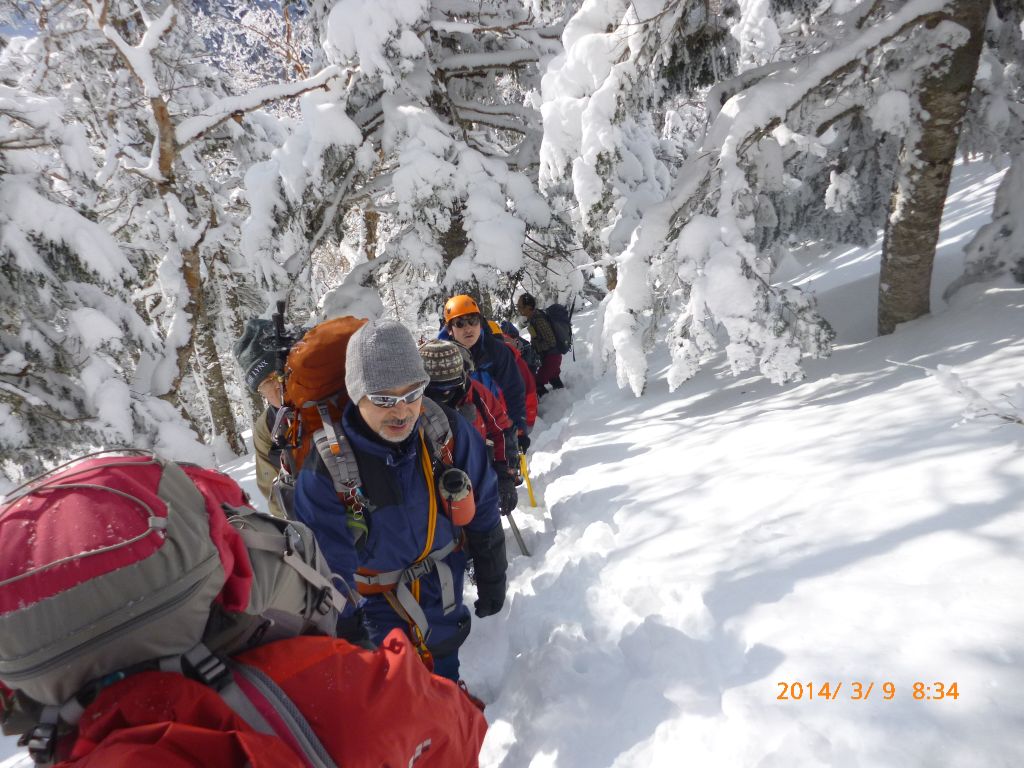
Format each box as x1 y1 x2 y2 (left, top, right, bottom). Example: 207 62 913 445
0 451 351 765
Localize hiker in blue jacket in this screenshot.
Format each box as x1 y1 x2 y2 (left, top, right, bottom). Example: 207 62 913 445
293 320 507 683
440 294 530 452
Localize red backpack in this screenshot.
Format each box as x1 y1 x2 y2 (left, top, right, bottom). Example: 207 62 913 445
53 631 488 768
0 452 349 766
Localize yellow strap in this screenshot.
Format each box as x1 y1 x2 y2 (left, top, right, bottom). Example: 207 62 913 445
415 429 437 564
521 453 537 507
386 430 437 662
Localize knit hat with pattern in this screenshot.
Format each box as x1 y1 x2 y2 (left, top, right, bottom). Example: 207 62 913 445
419 340 466 384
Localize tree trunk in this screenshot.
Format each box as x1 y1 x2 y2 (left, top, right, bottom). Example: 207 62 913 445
161 240 202 398
364 210 380 259
194 307 246 455
877 0 988 335
605 262 619 292
441 206 469 266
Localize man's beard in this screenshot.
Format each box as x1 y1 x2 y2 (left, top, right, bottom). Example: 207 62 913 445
377 415 415 443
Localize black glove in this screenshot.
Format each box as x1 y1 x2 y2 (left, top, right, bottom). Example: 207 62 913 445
504 430 520 469
517 432 531 454
495 467 518 515
474 578 505 618
336 608 376 650
465 524 507 618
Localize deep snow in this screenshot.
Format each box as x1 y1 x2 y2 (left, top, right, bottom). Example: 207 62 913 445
3 159 1021 766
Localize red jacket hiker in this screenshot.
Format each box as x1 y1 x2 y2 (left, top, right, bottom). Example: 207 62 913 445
485 320 537 431
460 377 515 463
420 340 521 515
504 335 538 430
58 631 487 768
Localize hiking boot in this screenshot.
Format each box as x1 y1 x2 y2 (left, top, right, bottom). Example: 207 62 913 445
551 376 564 389
458 680 486 712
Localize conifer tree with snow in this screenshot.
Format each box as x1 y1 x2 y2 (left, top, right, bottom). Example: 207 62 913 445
541 0 1020 396
0 64 210 481
946 0 1024 295
0 1 346 482
241 0 580 326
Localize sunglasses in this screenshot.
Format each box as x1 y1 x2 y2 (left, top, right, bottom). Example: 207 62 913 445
366 383 427 409
450 315 481 330
426 379 464 396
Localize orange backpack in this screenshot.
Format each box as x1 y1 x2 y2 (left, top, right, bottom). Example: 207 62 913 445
278 316 367 482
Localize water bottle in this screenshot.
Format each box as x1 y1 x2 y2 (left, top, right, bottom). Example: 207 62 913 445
438 467 476 525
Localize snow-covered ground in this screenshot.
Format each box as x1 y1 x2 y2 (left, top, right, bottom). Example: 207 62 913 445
3 160 1021 766
461 160 1024 767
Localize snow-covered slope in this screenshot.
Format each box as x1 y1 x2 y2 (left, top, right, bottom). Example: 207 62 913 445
462 160 1023 767
3 161 1020 767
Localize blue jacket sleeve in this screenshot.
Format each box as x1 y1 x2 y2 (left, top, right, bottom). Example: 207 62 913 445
487 336 527 433
294 462 359 615
452 410 501 534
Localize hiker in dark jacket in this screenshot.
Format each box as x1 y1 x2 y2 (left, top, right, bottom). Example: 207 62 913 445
516 293 564 396
440 294 529 451
420 340 520 516
233 318 296 518
293 320 507 683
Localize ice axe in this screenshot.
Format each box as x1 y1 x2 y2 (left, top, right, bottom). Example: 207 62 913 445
505 509 530 557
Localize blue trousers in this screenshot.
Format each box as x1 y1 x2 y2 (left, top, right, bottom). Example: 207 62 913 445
432 652 460 682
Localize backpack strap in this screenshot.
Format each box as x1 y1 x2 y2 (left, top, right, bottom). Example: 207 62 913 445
21 706 60 766
353 536 460 642
312 425 372 546
421 397 455 464
166 644 338 768
457 401 478 427
234 523 350 618
228 660 338 768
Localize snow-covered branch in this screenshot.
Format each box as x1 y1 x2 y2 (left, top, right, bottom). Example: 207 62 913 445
175 66 347 147
436 48 539 77
924 364 1024 427
96 4 177 99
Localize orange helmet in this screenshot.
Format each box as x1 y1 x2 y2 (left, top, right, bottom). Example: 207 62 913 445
487 320 502 336
443 295 481 324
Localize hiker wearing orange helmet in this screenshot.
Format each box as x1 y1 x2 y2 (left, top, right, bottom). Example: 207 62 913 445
440 295 529 449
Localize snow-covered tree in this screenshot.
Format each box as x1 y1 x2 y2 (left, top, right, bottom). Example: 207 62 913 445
541 0 1016 396
877 0 988 334
241 0 575 328
0 0 345 482
945 0 1024 295
0 69 211 483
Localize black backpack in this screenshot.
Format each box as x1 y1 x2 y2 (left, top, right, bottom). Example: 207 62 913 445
544 303 573 355
515 337 542 373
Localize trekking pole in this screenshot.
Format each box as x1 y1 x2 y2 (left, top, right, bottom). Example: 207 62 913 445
519 453 536 507
506 511 530 557
272 299 288 372
569 297 577 362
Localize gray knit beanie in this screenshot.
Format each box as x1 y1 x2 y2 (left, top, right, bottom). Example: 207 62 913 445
345 320 429 404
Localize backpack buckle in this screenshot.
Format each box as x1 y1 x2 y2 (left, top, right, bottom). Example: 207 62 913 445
405 559 434 581
23 722 57 764
182 645 232 690
313 586 333 616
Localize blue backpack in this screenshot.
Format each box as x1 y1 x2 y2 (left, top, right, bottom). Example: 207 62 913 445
544 304 573 355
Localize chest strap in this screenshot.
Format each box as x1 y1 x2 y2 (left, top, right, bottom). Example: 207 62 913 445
354 537 458 643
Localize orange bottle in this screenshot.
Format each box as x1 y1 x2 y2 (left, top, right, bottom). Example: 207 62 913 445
438 467 475 525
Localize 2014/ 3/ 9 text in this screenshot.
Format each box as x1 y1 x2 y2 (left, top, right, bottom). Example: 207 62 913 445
776 681 960 701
